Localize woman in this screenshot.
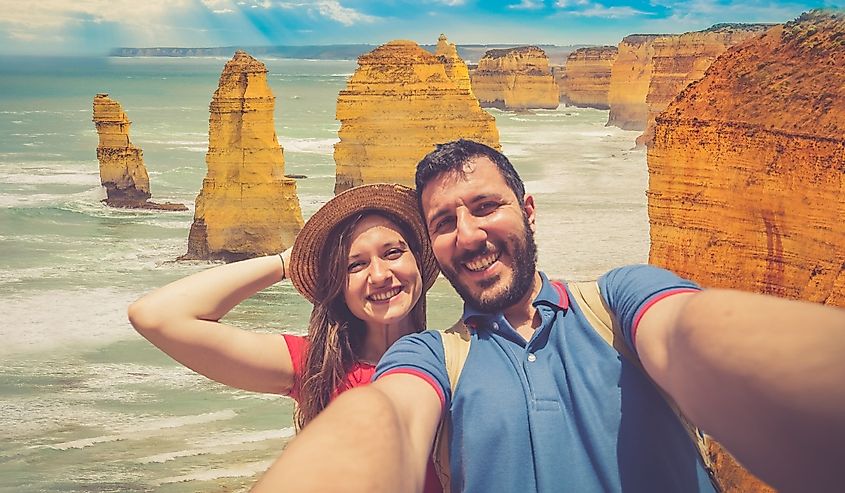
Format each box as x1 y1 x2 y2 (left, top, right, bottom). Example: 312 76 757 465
127 183 441 492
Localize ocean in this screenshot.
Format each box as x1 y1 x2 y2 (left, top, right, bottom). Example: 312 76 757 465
0 55 646 492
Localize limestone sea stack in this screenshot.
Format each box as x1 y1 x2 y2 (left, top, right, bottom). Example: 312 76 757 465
182 51 304 261
649 10 845 308
556 46 618 109
636 24 772 147
92 94 186 210
334 39 500 193
470 46 560 110
606 35 665 130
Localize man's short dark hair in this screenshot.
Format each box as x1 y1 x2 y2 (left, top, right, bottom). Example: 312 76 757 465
415 140 526 207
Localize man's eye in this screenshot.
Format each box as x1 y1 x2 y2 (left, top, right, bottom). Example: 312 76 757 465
434 217 455 233
477 201 498 214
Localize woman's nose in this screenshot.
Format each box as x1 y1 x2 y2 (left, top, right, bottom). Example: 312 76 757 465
368 258 392 285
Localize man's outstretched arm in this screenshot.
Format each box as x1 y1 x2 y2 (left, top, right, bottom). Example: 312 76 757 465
252 373 442 493
635 289 845 492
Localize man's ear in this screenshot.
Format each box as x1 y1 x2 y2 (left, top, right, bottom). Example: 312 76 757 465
523 194 537 233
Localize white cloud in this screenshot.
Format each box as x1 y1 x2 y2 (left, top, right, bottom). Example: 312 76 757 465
433 0 467 5
643 0 804 32
509 0 544 10
555 0 589 7
278 1 378 25
567 2 649 18
0 0 193 30
316 1 378 25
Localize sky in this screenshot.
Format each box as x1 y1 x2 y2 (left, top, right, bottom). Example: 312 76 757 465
0 0 839 55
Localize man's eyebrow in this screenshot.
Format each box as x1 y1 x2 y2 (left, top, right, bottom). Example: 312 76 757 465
466 193 499 204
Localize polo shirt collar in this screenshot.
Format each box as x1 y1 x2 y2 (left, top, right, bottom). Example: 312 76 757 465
461 272 569 329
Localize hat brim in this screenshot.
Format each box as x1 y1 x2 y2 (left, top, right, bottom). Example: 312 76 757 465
289 183 439 304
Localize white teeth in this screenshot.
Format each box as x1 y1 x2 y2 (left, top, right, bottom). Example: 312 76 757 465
368 287 401 301
463 252 500 272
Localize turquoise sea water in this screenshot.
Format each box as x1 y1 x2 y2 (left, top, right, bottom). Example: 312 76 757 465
0 55 646 492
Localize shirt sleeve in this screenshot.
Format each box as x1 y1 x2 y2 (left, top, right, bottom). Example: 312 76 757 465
283 334 308 402
373 330 450 411
598 264 700 355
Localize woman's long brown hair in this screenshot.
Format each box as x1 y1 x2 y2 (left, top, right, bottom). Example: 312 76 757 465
294 212 427 429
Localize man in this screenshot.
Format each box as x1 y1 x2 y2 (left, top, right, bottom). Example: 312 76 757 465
254 140 845 493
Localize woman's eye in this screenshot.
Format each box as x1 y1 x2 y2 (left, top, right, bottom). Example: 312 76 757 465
348 261 365 273
385 248 403 260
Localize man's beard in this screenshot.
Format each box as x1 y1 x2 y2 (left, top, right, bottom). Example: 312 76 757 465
441 214 538 313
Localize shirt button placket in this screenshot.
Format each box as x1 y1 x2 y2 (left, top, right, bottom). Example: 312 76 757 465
527 353 537 362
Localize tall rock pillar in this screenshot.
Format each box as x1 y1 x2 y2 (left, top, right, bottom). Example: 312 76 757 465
183 51 304 261
93 94 186 211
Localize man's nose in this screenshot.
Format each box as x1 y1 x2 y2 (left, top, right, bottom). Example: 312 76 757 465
455 210 487 252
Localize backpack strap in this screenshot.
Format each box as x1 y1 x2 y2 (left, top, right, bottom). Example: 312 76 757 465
566 280 721 492
433 319 471 493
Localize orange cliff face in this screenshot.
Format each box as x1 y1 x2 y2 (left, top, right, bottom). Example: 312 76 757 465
470 46 559 110
92 94 186 211
556 46 617 110
182 51 304 261
648 10 845 308
607 35 664 130
636 24 772 147
333 39 500 193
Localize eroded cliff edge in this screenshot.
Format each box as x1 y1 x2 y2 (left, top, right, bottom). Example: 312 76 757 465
182 51 304 261
92 94 186 210
470 46 559 110
334 39 500 193
637 24 772 147
649 10 845 307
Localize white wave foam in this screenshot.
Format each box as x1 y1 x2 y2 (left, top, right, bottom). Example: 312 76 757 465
136 428 294 464
0 170 99 186
157 459 274 484
143 139 207 146
279 137 337 155
0 288 142 355
0 186 106 208
198 428 295 448
37 410 239 451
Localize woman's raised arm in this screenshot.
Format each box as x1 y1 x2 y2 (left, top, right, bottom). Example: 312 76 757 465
128 250 296 394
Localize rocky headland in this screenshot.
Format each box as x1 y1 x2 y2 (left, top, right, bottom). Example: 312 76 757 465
92 94 186 210
182 51 304 261
333 38 500 193
649 9 845 306
469 46 559 110
636 23 772 147
555 46 618 110
648 11 845 489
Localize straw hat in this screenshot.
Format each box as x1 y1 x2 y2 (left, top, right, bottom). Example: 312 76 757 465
289 183 439 304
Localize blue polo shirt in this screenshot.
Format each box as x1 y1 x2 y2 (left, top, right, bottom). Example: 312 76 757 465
375 264 715 493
